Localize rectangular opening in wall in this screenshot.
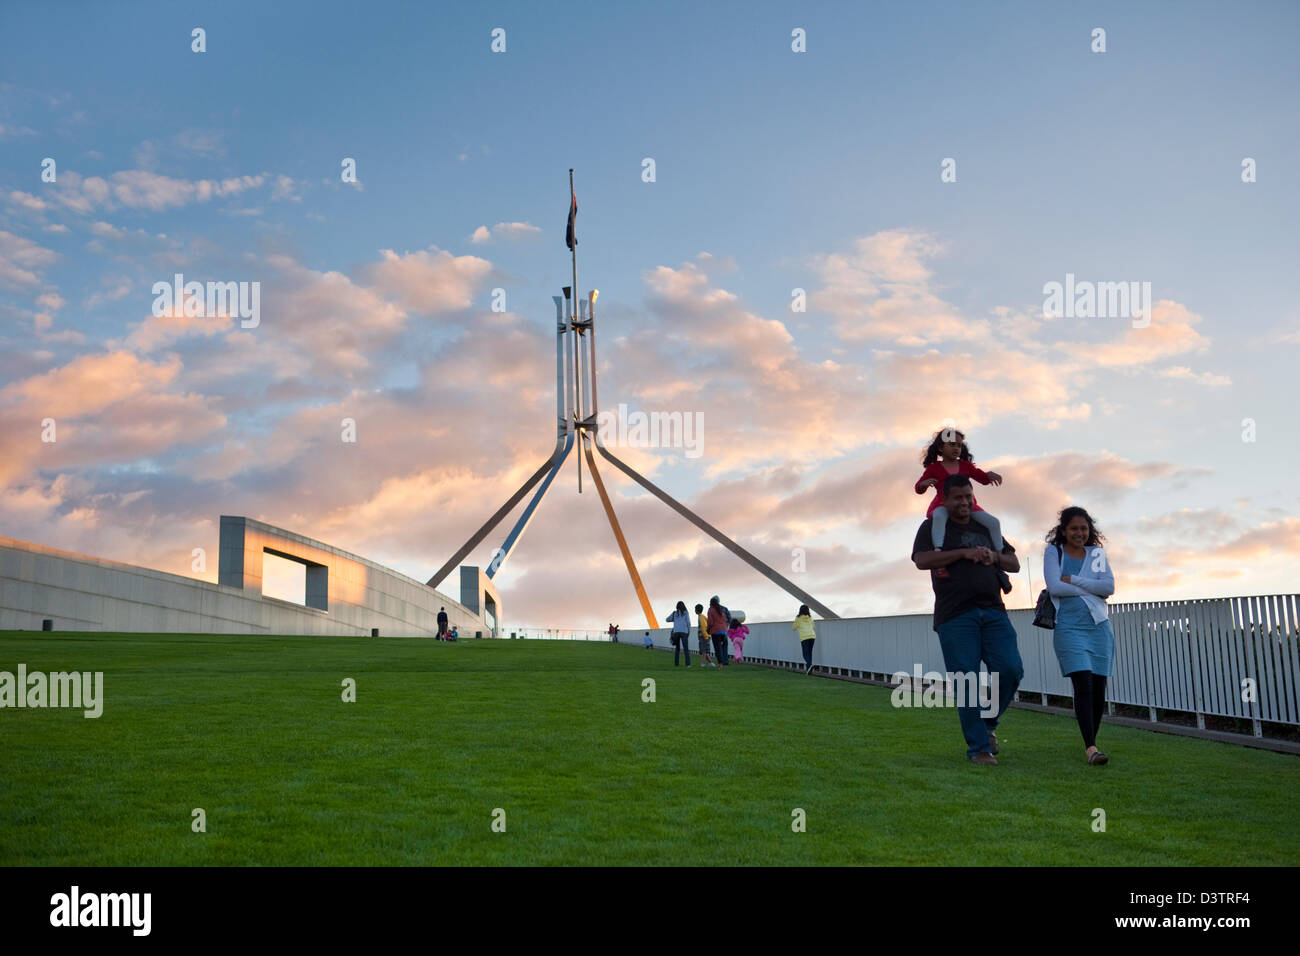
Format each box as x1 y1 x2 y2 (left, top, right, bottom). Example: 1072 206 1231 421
262 548 328 610
262 550 306 606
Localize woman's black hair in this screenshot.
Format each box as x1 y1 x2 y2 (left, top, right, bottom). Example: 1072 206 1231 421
729 618 737 628
676 600 686 612
921 427 973 466
798 604 810 617
1046 506 1106 547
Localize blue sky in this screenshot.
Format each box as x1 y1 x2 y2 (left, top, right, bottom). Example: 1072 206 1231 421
2 1 1298 626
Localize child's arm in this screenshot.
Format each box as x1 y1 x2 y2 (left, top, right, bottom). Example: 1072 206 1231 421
964 461 1002 486
915 463 941 494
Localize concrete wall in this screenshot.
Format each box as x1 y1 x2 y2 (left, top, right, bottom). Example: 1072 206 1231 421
0 517 496 638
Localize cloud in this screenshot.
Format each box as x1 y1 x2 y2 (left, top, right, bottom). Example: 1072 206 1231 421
810 230 992 345
85 277 133 309
1157 366 1232 387
7 190 47 212
0 351 183 419
123 309 234 353
173 128 225 157
0 230 58 290
364 247 492 315
48 169 272 214
469 221 542 244
1082 300 1210 367
89 220 125 238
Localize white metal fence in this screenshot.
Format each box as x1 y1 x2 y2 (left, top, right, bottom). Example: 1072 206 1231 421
506 626 614 641
597 595 1300 736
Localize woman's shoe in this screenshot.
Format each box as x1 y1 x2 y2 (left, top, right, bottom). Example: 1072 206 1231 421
1087 750 1109 765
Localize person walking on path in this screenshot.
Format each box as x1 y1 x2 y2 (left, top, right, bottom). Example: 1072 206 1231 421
1044 506 1116 766
912 474 1023 765
792 606 816 674
728 617 749 663
707 596 730 666
665 601 692 667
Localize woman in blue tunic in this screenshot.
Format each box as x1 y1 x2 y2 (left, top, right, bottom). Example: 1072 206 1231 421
1044 507 1116 765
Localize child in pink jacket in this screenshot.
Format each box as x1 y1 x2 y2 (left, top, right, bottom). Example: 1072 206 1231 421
728 619 749 663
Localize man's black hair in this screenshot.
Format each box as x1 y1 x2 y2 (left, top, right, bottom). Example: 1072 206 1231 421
942 473 973 497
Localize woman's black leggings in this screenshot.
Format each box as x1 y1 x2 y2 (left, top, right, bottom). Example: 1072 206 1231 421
801 638 815 666
1068 670 1108 748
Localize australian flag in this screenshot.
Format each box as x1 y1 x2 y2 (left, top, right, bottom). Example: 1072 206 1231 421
565 183 577 251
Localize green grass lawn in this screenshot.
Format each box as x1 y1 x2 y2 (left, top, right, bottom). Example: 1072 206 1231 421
1 632 1296 866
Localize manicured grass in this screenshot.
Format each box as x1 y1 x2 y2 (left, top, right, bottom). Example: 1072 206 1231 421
1 633 1296 866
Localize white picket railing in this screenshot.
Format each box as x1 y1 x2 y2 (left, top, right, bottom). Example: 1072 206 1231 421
507 626 615 641
568 595 1299 736
737 595 1300 736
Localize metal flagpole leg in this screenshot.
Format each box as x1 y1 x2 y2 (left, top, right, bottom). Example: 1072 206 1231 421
426 445 565 589
582 435 657 629
486 432 575 580
595 443 840 620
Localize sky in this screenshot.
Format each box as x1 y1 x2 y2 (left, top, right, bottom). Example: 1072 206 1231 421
1 0 1298 629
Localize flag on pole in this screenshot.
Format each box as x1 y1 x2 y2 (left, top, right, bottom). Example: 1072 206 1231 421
565 181 578 251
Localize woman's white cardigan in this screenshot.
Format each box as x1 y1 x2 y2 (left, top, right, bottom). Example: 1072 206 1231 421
1043 545 1115 624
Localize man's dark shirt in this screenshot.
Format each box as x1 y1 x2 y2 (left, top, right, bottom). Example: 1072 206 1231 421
912 517 1016 631
437 610 448 627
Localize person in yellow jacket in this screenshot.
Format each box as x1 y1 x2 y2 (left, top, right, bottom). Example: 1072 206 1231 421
792 605 816 674
695 603 714 667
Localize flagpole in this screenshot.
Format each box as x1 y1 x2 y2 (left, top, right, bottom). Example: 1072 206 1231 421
570 168 583 494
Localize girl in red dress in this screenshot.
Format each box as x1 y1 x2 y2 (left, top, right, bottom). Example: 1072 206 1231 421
915 427 1011 593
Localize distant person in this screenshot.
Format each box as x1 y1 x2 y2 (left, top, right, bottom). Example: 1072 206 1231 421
449 625 459 642
912 474 1022 765
707 596 730 666
695 603 714 668
792 605 816 674
437 606 449 639
728 617 749 663
665 601 692 667
608 622 617 643
915 427 1011 594
1044 506 1116 766
643 631 654 650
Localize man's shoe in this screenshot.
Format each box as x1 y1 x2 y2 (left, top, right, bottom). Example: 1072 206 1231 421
970 752 998 766
988 731 999 755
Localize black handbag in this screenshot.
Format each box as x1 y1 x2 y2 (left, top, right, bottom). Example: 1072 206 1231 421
1032 546 1062 629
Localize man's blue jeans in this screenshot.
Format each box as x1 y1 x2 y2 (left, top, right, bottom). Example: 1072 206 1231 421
936 607 1023 758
